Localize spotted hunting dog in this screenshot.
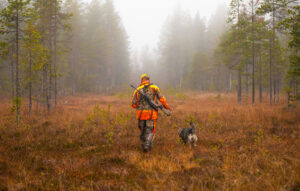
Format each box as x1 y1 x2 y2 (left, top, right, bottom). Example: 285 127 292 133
178 122 198 147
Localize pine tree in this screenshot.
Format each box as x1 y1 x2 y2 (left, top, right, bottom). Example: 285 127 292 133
257 0 296 104
22 19 48 115
102 0 129 90
158 6 195 88
64 0 82 95
281 4 300 103
188 52 210 91
0 0 32 123
222 0 245 103
34 0 69 110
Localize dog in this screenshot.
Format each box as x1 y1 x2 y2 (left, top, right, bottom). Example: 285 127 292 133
178 122 198 147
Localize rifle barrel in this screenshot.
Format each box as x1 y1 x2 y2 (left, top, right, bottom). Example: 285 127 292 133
129 84 170 116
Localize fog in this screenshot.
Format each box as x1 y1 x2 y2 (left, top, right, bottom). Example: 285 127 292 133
0 0 298 107
85 0 232 50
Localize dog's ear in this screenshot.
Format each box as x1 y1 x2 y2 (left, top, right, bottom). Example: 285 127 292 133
190 122 196 134
190 122 196 128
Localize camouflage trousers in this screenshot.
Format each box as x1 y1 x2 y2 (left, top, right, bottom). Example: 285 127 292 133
138 120 156 152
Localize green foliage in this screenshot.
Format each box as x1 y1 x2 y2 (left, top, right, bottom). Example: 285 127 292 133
86 104 129 148
254 129 264 145
115 92 126 99
11 96 22 113
0 0 32 35
187 52 211 90
0 0 33 122
282 5 300 79
21 20 49 83
210 144 219 153
185 114 196 124
166 86 176 95
157 5 226 90
175 91 188 99
208 113 217 122
65 0 130 93
273 135 281 144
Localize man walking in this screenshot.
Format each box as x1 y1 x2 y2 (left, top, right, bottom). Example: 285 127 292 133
131 74 171 152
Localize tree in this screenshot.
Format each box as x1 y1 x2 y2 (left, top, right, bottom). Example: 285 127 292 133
188 52 210 91
257 0 297 104
67 0 130 93
22 20 48 115
52 0 70 106
207 3 228 53
102 0 130 90
221 0 245 103
64 0 82 95
0 0 32 123
281 4 300 102
249 0 260 105
158 5 194 88
34 0 70 110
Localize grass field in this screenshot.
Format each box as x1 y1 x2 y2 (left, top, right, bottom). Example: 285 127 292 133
0 93 299 190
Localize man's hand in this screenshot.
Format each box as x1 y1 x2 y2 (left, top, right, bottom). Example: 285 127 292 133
160 106 171 116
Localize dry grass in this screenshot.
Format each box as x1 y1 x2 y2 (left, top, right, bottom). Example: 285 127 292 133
0 93 299 190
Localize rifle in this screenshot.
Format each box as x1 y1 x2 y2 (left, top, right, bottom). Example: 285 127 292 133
130 84 171 116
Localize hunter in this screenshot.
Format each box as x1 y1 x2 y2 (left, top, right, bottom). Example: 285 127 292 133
131 74 171 152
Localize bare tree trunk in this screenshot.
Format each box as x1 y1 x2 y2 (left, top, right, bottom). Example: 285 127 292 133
251 0 255 106
43 58 48 111
229 70 232 92
48 56 52 111
217 62 221 92
238 68 242 104
15 4 20 124
294 81 296 98
54 0 58 107
287 91 290 107
274 73 277 104
237 0 242 104
269 37 273 106
48 36 52 111
287 80 292 107
277 76 280 102
10 48 15 103
252 59 255 106
259 48 262 103
246 63 249 98
29 51 32 115
270 0 275 106
71 59 75 95
179 77 182 90
297 83 299 98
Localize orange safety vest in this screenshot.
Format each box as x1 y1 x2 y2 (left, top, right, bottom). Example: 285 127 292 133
131 81 170 120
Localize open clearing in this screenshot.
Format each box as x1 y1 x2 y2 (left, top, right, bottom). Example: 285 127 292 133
0 93 299 190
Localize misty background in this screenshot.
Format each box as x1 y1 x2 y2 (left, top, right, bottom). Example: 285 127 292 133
0 0 299 112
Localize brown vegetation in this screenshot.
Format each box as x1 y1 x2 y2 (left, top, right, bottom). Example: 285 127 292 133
0 93 299 190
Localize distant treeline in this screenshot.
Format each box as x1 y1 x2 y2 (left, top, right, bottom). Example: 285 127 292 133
133 0 299 106
0 0 299 122
132 4 229 91
0 0 130 121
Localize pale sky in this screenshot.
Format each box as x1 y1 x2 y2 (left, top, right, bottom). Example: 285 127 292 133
85 0 231 51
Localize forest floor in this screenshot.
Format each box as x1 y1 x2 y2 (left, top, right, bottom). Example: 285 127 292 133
0 92 299 190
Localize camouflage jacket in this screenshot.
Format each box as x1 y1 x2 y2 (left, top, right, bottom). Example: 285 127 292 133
131 81 170 120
